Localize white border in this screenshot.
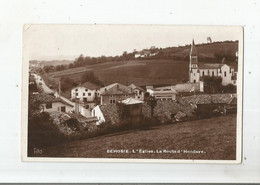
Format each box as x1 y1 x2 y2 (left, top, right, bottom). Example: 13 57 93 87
1 0 260 183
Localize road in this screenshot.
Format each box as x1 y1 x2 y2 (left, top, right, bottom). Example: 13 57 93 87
33 73 88 116
33 74 54 95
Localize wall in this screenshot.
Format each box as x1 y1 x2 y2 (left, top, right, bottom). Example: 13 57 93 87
101 94 135 105
220 64 234 85
91 106 105 125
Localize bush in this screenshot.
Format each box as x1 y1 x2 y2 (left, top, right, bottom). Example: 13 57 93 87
28 112 67 155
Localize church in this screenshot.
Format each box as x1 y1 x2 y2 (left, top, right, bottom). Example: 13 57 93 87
189 40 237 86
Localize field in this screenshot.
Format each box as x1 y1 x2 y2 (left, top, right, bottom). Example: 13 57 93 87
47 59 189 87
39 114 237 160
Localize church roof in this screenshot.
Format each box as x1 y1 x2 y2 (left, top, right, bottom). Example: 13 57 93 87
198 63 224 69
190 39 198 56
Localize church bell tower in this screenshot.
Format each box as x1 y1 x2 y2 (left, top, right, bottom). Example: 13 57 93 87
189 39 199 83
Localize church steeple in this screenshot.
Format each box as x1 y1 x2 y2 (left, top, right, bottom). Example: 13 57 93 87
190 39 198 56
190 39 198 67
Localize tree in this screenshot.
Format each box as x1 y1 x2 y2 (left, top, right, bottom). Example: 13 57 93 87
60 77 78 92
146 96 157 117
81 71 103 86
202 76 222 93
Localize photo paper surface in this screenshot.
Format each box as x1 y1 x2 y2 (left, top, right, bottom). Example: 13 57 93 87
21 25 243 163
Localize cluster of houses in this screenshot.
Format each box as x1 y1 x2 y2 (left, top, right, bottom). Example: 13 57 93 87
31 40 238 127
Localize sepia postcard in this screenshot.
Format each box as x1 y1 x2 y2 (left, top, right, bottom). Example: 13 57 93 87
21 25 243 163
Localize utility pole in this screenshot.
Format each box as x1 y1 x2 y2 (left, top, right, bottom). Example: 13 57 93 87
58 80 61 98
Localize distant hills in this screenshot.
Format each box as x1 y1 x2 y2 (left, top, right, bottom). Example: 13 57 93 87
30 60 74 66
30 41 238 67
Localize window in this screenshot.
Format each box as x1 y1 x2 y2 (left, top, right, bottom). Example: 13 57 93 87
76 93 78 96
202 71 204 76
194 80 196 83
110 95 114 98
46 103 52 109
85 89 88 91
83 93 85 96
75 89 78 91
88 93 91 96
212 71 214 76
61 106 66 112
110 99 116 104
224 71 227 77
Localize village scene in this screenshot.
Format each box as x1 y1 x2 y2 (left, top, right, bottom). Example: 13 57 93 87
27 26 239 160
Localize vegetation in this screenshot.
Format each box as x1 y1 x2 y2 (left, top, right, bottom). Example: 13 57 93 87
40 114 237 160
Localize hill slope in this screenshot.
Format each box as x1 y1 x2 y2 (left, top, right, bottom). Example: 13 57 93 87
40 114 237 160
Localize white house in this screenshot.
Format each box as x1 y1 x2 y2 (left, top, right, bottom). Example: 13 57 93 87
128 84 145 100
189 39 236 85
146 87 177 100
71 82 101 103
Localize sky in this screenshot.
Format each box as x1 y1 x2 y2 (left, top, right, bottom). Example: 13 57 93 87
23 25 242 61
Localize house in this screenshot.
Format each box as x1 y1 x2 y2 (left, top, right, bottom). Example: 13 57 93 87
128 84 145 100
134 50 158 58
189 39 236 85
99 83 135 105
31 93 74 113
146 87 177 100
91 104 120 125
71 82 100 103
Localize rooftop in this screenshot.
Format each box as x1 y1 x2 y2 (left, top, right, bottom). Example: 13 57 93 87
30 93 73 107
121 97 144 105
100 83 134 95
73 82 101 90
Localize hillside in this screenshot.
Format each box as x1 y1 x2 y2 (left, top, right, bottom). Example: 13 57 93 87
47 59 189 87
42 41 238 91
40 114 237 160
40 60 74 66
159 41 238 62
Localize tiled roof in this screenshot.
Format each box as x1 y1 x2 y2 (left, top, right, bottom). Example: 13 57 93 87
100 83 134 95
30 93 57 104
31 93 73 107
128 84 144 91
198 63 224 69
180 94 234 105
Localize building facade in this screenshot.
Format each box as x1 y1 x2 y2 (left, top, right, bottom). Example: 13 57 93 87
189 40 236 85
146 87 177 100
100 83 135 105
71 82 100 103
128 84 145 101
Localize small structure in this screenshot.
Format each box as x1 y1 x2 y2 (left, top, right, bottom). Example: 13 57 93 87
31 93 74 113
99 83 135 105
146 88 177 100
71 82 100 103
128 84 145 100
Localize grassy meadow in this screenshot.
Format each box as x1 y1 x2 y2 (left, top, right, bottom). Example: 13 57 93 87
47 59 189 87
39 114 237 160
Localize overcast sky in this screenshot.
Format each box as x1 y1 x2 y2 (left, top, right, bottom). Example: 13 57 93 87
23 25 242 61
